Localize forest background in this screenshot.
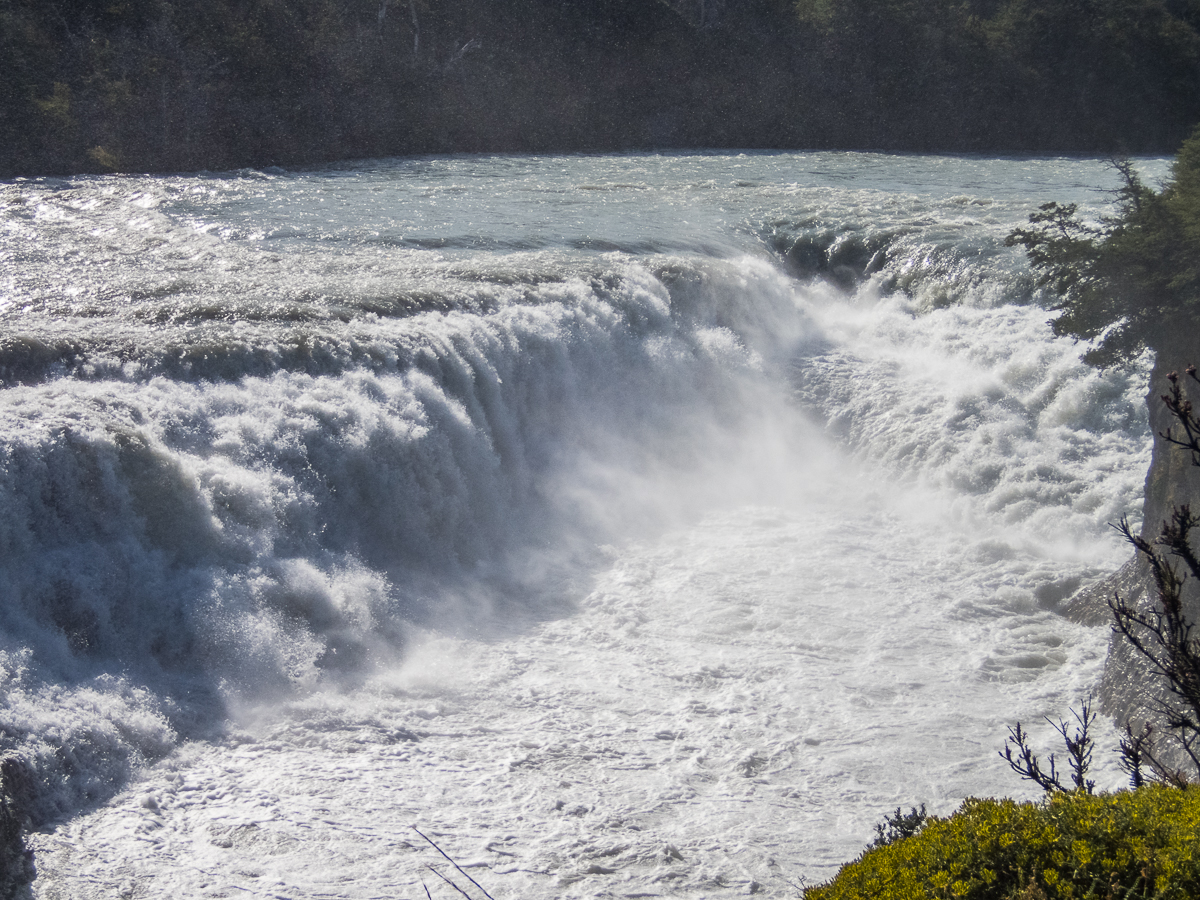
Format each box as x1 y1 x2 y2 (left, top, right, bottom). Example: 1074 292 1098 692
4 0 1200 177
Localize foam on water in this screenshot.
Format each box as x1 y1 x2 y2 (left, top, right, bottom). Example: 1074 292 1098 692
25 495 1130 898
0 152 1163 897
2 246 829 826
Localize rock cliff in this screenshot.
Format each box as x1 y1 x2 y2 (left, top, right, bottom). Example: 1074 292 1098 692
0 757 35 900
1068 351 1200 736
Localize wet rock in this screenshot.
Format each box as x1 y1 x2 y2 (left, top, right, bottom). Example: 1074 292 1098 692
1094 351 1200 745
0 757 35 900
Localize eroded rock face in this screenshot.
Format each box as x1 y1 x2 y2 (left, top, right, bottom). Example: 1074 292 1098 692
1088 352 1200 748
0 758 35 900
1139 354 1200 545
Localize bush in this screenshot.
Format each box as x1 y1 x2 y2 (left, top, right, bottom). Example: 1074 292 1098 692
804 786 1200 900
871 804 929 848
1007 125 1200 369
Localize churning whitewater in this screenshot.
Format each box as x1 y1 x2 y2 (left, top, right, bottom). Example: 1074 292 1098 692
0 152 1168 898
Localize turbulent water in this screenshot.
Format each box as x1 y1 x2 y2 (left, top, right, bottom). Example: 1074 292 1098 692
0 152 1169 898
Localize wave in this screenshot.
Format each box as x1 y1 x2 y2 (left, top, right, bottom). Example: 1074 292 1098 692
0 255 818 826
0 154 1157 842
764 218 1037 309
0 252 801 386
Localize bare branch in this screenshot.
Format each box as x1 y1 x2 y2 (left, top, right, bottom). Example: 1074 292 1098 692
1001 721 1066 793
1048 699 1097 794
1106 368 1200 786
425 864 476 900
1118 722 1151 788
413 827 497 900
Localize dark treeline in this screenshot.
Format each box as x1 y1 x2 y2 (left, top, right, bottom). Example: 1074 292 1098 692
2 0 1200 176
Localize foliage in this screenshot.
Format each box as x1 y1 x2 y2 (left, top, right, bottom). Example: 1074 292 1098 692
871 804 929 848
1001 699 1098 795
2 0 1200 175
804 786 1200 900
787 0 1200 153
1008 127 1200 368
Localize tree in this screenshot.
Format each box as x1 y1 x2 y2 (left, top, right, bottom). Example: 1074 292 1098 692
1005 127 1200 790
1008 124 1200 368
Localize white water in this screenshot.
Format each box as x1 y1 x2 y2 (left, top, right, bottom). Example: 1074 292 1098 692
0 152 1167 897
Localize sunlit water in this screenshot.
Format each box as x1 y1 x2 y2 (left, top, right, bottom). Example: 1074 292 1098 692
0 151 1169 898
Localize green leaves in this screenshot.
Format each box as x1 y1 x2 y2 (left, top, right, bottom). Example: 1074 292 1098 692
1006 202 1101 296
806 787 1200 900
1009 126 1200 369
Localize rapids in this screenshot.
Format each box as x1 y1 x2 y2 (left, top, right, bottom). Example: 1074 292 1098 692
0 151 1169 897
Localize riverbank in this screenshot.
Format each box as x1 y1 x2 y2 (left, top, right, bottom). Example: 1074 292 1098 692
4 0 1200 178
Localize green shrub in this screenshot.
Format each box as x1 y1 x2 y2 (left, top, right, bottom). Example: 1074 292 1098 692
805 786 1200 900
1007 125 1200 369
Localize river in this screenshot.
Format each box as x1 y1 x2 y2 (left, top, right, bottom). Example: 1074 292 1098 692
0 151 1166 898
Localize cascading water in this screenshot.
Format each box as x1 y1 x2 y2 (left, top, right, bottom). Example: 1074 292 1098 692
0 152 1167 898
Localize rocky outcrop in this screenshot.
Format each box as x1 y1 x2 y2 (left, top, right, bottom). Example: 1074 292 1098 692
0 757 35 900
1069 352 1200 736
1138 353 1200 546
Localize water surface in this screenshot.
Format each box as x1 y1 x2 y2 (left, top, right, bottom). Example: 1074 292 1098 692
0 151 1166 898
